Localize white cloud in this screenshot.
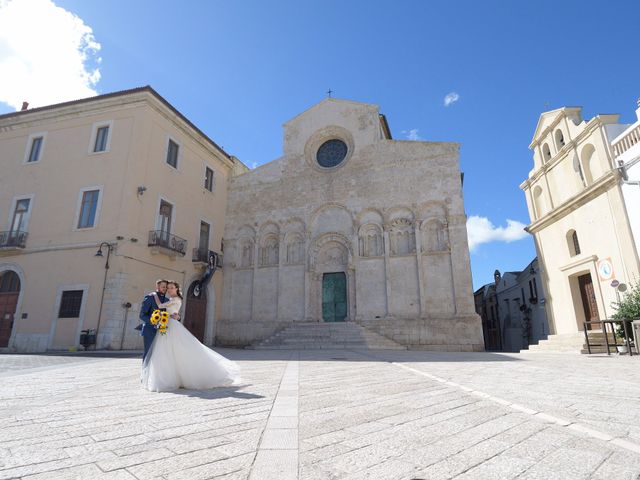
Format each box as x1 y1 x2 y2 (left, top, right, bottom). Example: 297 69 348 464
466 215 528 252
0 0 101 110
251 162 258 169
443 92 460 107
402 128 421 141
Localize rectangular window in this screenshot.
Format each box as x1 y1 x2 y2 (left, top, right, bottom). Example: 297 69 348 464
28 137 43 162
167 139 179 168
94 126 109 152
11 199 30 232
58 290 83 318
533 277 538 298
205 167 214 192
78 190 100 228
199 221 210 251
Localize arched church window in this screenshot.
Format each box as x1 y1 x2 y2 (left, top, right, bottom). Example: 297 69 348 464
422 219 449 252
239 240 254 268
555 129 565 149
542 143 552 162
388 219 415 255
567 230 581 256
260 235 279 266
358 224 383 257
285 234 304 264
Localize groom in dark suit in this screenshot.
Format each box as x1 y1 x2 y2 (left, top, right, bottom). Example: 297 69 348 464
139 279 168 361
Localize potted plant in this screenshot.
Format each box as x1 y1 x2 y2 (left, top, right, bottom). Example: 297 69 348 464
611 281 640 353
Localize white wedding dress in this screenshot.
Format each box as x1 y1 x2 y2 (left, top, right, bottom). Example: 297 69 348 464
141 295 241 392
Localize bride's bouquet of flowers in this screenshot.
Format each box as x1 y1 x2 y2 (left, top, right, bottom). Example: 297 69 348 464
150 309 170 335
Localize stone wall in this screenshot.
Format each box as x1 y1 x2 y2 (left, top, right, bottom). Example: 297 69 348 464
218 99 483 349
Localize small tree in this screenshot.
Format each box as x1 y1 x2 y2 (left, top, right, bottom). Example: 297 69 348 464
611 281 640 343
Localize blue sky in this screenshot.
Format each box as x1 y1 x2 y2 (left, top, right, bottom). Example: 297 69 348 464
1 0 639 289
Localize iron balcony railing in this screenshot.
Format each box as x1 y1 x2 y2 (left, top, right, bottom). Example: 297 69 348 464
192 248 223 268
148 230 187 255
0 230 28 248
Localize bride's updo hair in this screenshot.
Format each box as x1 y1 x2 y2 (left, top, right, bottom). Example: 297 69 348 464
167 280 183 299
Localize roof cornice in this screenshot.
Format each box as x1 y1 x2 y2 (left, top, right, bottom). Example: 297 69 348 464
0 86 237 168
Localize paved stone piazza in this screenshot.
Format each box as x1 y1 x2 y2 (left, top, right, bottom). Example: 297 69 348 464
1 349 639 480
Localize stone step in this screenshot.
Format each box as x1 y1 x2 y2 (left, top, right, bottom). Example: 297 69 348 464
526 332 626 354
250 322 407 350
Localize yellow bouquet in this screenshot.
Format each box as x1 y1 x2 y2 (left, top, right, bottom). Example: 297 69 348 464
150 309 170 335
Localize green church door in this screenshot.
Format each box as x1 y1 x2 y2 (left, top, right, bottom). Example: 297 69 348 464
322 272 347 322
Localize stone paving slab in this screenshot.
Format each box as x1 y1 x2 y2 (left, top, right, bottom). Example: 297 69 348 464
0 349 639 479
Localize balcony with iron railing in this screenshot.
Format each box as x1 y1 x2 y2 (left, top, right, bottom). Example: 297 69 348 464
148 230 187 257
0 230 28 250
192 247 223 269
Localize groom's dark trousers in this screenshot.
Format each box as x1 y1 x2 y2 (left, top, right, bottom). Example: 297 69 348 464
139 292 166 361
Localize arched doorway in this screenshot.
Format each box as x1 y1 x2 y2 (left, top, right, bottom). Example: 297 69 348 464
184 281 206 342
0 271 20 347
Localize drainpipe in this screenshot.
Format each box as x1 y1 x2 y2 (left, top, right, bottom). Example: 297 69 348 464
617 154 640 187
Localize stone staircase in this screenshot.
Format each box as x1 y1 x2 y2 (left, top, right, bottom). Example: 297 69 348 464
525 331 621 354
248 322 407 350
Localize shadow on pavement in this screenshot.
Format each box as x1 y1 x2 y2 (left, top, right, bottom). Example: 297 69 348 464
169 385 265 400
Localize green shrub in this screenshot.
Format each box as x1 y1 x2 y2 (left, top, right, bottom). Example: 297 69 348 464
611 281 640 342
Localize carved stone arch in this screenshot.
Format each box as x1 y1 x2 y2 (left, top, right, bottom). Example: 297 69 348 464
356 208 384 227
309 232 354 271
358 223 384 257
384 206 415 224
418 201 448 220
258 221 280 236
259 233 279 267
284 231 305 265
236 224 256 239
420 218 449 252
384 207 416 256
282 217 306 234
237 236 255 268
310 203 355 238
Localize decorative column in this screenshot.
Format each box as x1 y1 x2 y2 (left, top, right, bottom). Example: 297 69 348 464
303 232 312 321
251 238 259 320
383 226 392 317
276 233 284 321
414 221 426 317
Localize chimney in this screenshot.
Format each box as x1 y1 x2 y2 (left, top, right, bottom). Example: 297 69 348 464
21 101 29 111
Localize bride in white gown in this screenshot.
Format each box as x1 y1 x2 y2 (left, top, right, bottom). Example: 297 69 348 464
141 281 241 392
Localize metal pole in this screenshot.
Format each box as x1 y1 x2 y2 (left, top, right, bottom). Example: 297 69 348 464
95 243 112 348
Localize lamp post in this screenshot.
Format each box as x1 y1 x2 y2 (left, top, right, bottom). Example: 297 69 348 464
95 242 114 348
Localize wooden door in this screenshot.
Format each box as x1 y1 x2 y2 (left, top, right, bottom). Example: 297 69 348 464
0 271 20 347
578 274 600 330
184 281 206 342
322 272 347 322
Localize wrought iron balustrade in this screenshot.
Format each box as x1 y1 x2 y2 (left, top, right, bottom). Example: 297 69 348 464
192 248 223 268
148 230 187 255
0 230 28 248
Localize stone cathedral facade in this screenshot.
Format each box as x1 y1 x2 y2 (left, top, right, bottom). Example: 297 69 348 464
217 99 483 351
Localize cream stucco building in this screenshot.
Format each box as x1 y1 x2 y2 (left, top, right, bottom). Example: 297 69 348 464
0 87 247 352
217 99 484 351
522 103 640 339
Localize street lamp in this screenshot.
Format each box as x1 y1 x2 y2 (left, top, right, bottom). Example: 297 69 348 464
95 242 114 348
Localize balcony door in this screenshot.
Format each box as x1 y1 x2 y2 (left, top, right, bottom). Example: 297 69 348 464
199 221 210 253
158 200 173 245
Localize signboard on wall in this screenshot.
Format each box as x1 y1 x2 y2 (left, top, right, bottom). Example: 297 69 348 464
597 257 615 281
